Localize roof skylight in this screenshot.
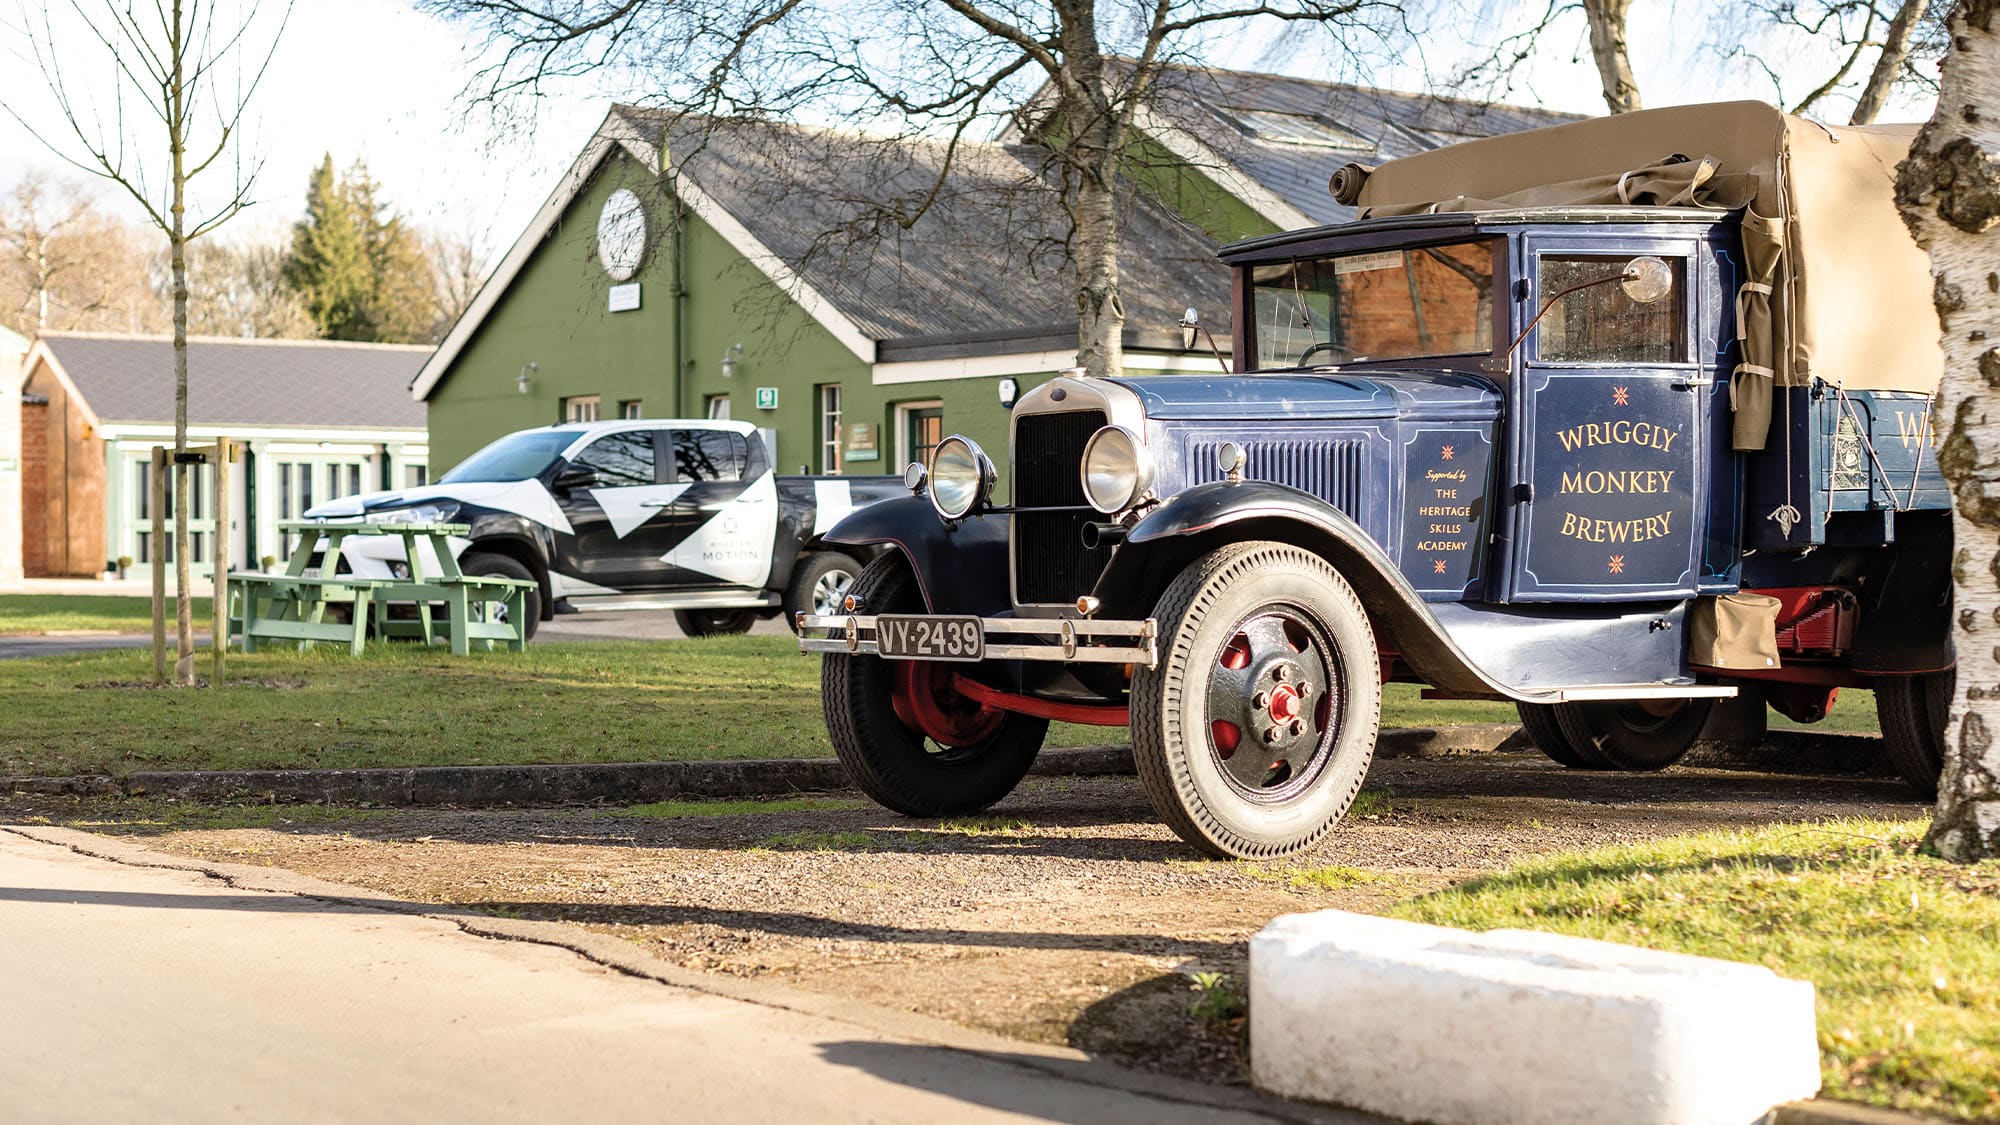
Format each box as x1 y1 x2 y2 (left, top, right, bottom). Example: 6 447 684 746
1229 109 1374 151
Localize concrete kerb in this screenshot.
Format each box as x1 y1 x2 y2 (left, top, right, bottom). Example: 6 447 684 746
0 725 1888 808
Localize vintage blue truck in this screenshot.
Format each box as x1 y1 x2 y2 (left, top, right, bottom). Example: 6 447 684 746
798 102 1951 858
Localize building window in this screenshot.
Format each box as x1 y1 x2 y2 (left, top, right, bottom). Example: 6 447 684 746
564 395 601 423
819 384 843 474
405 464 428 489
134 460 150 520
620 399 643 419
705 394 731 420
897 400 944 469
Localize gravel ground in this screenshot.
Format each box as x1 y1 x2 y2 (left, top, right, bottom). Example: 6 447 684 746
9 750 1924 1085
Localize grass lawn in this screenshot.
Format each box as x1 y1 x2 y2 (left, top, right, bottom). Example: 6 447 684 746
0 595 214 635
0 632 1882 777
1392 819 2000 1121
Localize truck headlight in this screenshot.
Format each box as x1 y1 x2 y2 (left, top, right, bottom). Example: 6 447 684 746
928 435 995 520
1081 425 1154 514
366 501 460 525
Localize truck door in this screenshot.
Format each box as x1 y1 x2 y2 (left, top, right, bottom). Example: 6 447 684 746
1500 240 1707 602
661 428 781 588
552 427 683 591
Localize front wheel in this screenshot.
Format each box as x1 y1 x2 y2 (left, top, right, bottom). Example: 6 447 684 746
1875 669 1951 799
674 608 757 637
821 555 1047 816
784 551 859 632
1551 698 1713 772
1130 542 1381 859
459 553 541 641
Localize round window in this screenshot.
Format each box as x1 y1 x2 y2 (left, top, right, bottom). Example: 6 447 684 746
596 188 647 281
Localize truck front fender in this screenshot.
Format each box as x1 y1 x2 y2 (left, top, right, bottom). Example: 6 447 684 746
823 496 1012 616
1092 480 1508 697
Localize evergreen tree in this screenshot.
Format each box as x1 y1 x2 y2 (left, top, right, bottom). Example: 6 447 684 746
282 155 436 342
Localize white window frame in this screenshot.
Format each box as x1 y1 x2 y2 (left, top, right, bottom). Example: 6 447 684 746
819 384 843 474
620 399 643 419
705 394 731 420
894 399 944 470
564 395 601 423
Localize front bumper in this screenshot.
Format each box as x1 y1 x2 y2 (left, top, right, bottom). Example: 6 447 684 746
796 612 1159 667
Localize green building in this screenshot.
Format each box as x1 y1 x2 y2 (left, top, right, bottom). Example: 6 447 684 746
413 69 1573 479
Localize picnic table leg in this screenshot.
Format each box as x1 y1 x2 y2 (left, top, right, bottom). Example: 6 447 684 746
239 584 259 654
507 586 528 652
448 585 471 656
350 589 372 657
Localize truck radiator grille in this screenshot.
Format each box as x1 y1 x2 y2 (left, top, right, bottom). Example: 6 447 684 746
1013 410 1109 605
1189 439 1367 519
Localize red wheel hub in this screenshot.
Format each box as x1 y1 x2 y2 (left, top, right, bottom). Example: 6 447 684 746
1268 685 1301 723
889 661 1006 747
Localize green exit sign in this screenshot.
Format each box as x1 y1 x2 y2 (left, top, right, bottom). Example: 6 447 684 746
755 387 779 410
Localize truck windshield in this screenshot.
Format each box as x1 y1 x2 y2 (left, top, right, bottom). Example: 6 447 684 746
1251 240 1498 368
437 430 578 484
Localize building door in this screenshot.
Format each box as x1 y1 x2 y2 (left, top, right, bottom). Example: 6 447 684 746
1500 242 1706 602
899 402 943 469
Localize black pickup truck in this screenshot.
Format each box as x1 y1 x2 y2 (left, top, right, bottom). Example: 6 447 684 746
304 418 900 637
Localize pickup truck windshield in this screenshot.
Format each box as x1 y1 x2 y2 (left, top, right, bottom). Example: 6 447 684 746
437 430 578 484
1251 239 1498 369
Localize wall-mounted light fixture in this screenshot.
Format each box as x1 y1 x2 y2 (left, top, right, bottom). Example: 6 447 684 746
516 362 537 395
720 343 743 379
998 377 1018 407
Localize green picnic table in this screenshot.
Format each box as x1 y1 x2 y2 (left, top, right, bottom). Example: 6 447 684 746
230 520 532 655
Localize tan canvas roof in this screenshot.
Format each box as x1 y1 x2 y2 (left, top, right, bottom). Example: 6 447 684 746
1346 101 1940 450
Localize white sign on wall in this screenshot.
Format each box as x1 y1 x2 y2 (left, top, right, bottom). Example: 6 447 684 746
608 283 641 312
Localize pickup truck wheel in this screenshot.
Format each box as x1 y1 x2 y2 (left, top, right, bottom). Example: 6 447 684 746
1515 703 1612 769
1875 669 1951 799
674 609 757 637
459 553 541 641
784 552 859 632
821 555 1047 817
1551 699 1712 772
1130 542 1380 859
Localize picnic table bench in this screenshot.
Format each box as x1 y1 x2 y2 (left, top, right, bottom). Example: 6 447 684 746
230 520 532 655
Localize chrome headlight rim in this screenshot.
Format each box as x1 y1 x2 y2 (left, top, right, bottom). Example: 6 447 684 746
1080 425 1154 515
365 500 460 526
927 434 995 520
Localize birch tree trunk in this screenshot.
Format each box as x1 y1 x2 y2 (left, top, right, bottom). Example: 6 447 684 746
1056 7 1123 378
170 0 195 685
1582 0 1642 114
1851 0 1925 125
1894 0 2000 862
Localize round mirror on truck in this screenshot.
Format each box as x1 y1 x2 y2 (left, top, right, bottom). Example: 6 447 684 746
1621 256 1674 304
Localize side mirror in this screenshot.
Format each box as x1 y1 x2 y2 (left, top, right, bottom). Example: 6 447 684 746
1620 256 1674 304
1179 307 1200 351
552 466 598 493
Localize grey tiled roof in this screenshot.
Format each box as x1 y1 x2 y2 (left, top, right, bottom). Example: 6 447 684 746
619 109 1232 350
1143 66 1585 225
41 333 428 428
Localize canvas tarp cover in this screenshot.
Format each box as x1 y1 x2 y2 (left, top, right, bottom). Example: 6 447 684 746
1350 101 1941 451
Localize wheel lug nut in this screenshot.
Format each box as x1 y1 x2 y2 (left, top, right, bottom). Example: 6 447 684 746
1273 666 1288 682
1289 719 1305 736
1297 681 1311 698
1264 727 1283 744
1253 691 1270 709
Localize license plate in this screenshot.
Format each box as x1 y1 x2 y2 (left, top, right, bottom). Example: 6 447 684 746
876 615 984 661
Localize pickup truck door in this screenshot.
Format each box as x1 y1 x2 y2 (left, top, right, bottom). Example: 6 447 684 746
550 428 683 591
660 429 780 588
1499 239 1708 602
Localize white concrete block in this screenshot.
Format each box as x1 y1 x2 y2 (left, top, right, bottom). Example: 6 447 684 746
1250 910 1820 1125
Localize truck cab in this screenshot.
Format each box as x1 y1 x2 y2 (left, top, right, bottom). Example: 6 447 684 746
800 104 1950 858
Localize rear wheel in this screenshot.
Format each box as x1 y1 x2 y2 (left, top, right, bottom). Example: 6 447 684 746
821 555 1047 816
1551 698 1713 772
1875 669 1951 799
1516 702 1611 769
784 551 859 632
674 608 757 637
459 553 541 641
1130 542 1380 859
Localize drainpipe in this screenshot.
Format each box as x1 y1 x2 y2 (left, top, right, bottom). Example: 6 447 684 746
674 198 689 419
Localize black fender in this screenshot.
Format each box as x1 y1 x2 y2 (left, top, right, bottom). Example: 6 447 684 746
1091 480 1510 696
463 512 555 620
823 496 1012 616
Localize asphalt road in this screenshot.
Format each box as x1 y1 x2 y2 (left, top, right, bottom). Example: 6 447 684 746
0 829 1290 1125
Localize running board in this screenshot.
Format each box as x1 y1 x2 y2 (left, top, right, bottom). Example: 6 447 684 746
566 591 780 613
1520 684 1739 704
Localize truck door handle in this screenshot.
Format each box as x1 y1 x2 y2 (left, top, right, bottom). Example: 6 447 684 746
640 500 674 508
1673 377 1715 390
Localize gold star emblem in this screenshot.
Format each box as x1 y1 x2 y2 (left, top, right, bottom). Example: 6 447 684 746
1608 555 1626 574
1440 445 1454 461
1612 386 1630 406
1433 560 1448 575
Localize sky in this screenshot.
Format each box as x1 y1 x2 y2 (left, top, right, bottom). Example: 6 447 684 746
0 0 1943 268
